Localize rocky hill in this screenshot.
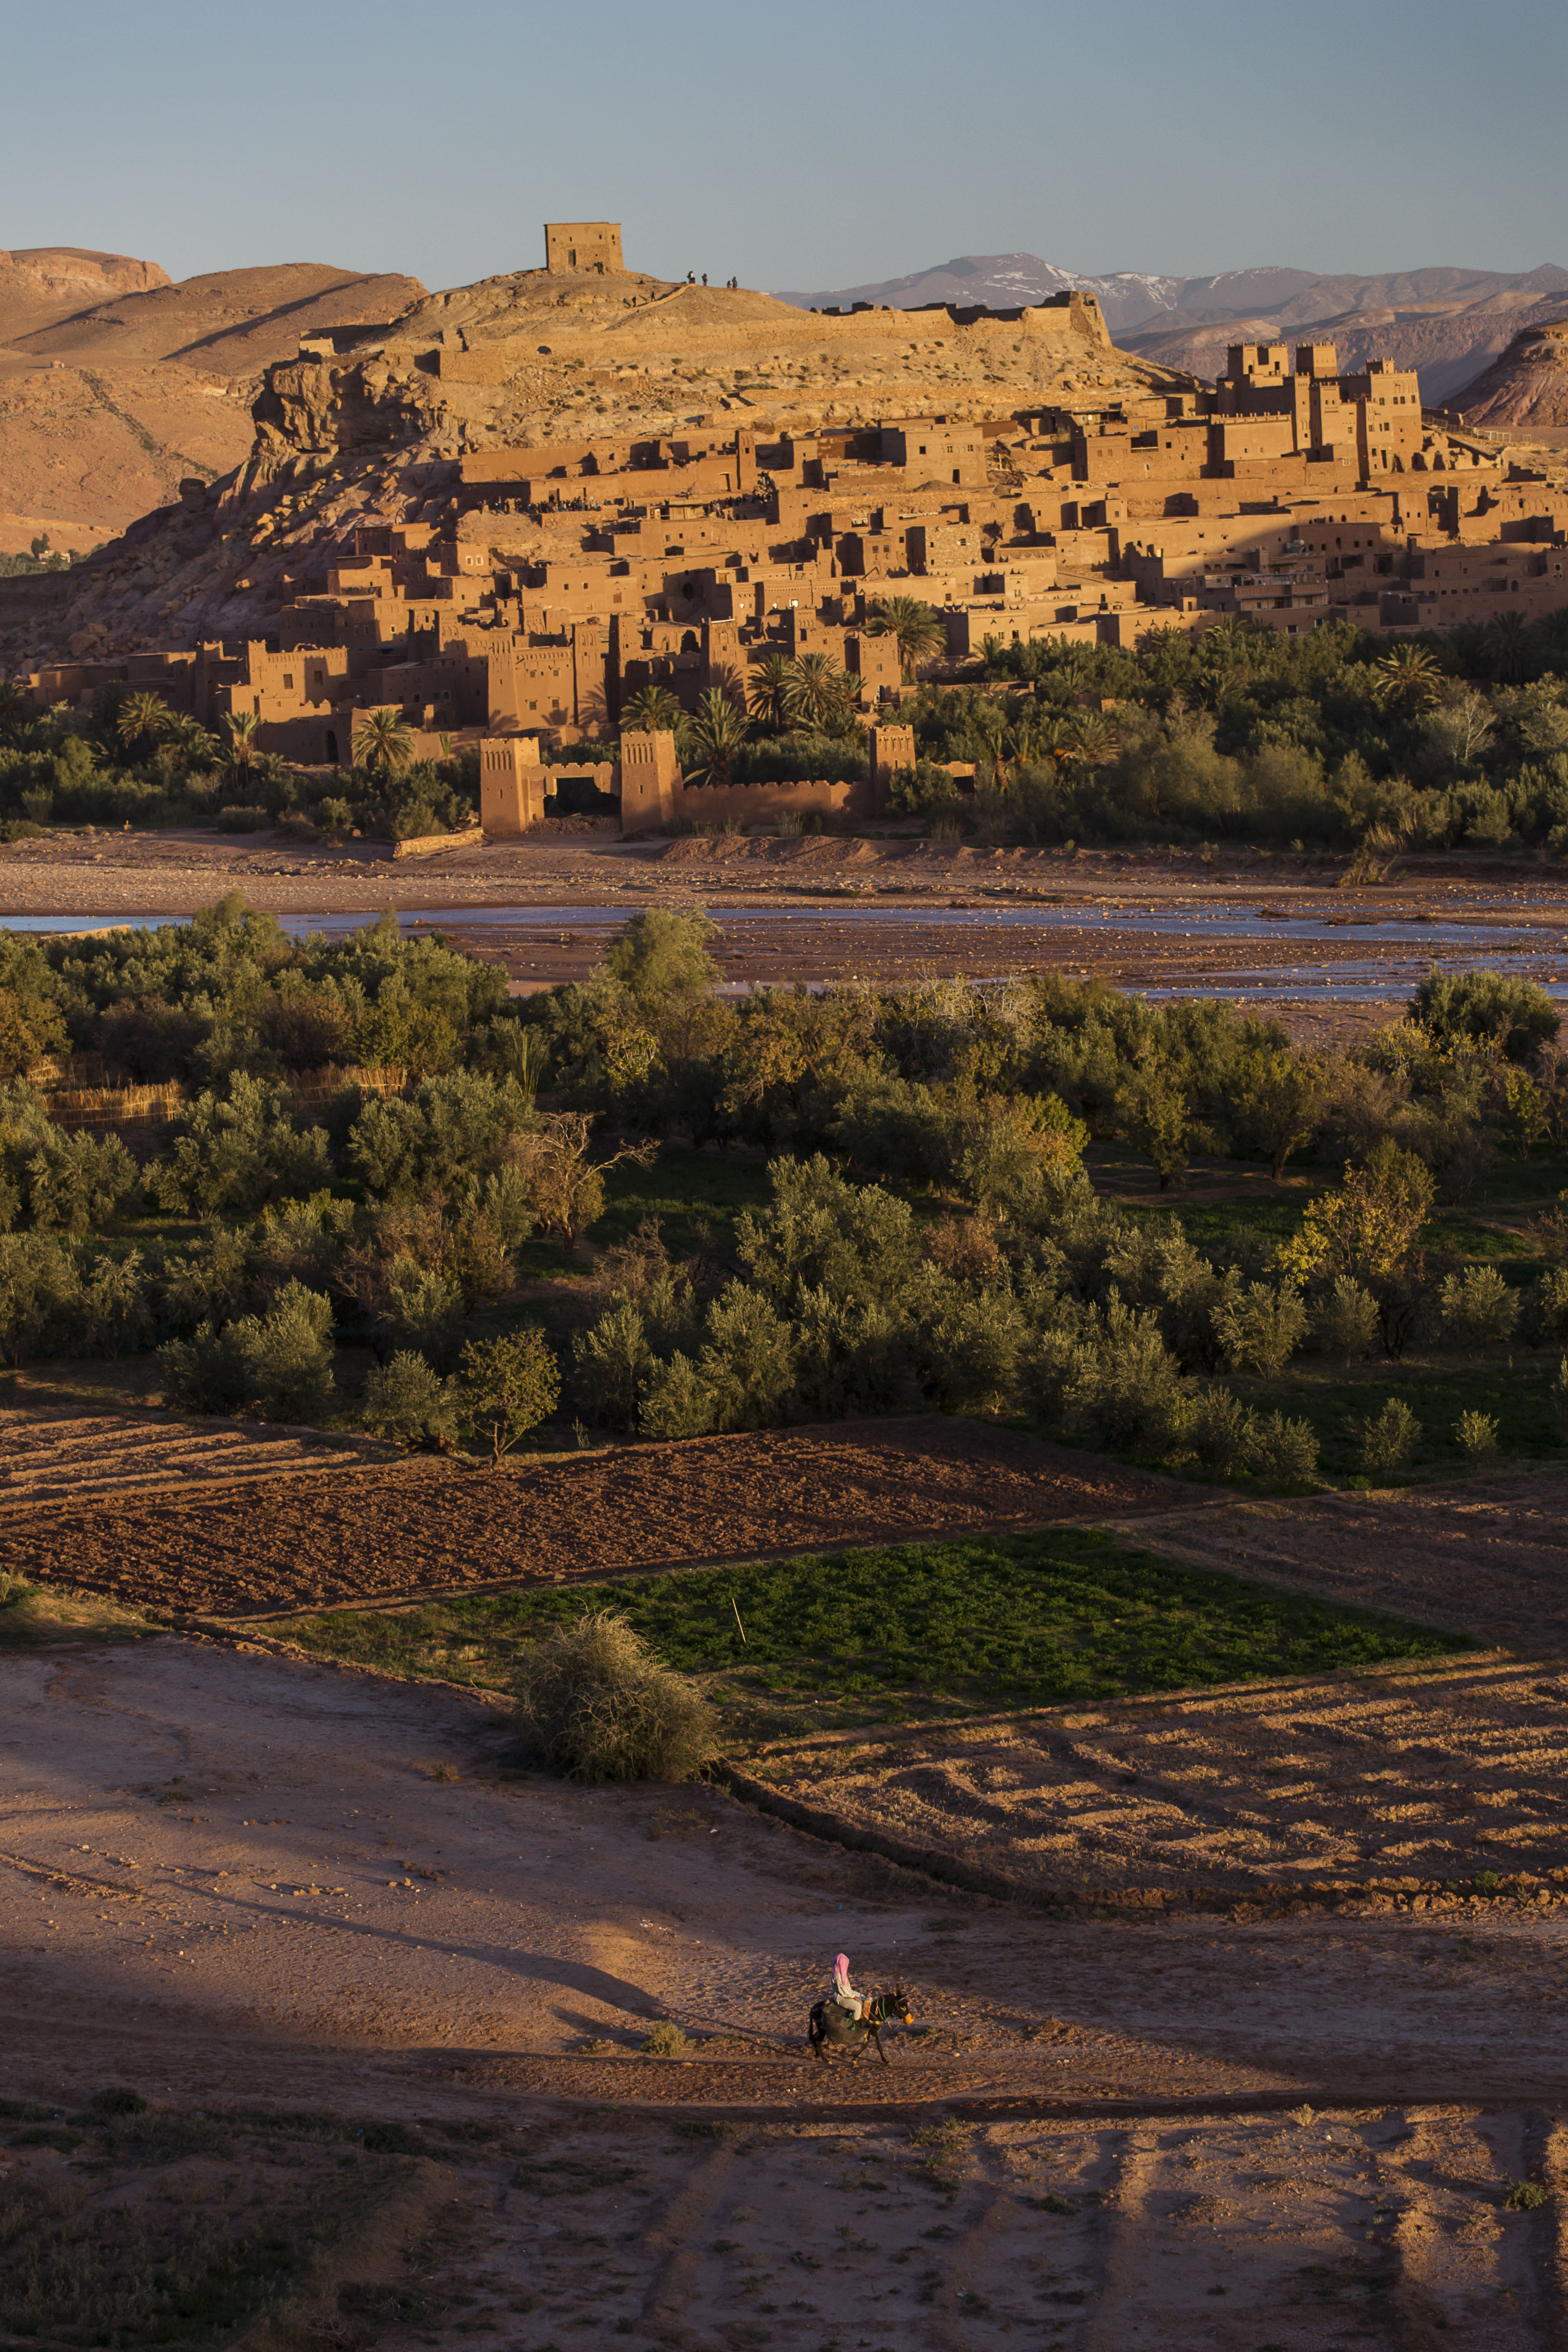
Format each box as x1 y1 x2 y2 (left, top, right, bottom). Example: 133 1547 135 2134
0 247 171 343
1446 319 1568 428
1 254 1187 674
0 255 424 558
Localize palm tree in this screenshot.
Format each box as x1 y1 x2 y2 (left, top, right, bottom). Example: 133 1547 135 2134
221 709 260 778
1066 710 1123 768
1040 644 1096 697
167 713 221 766
784 652 850 731
116 690 169 762
746 651 794 733
865 595 945 681
621 683 683 733
685 688 750 786
1006 709 1074 778
358 707 416 777
1376 644 1442 707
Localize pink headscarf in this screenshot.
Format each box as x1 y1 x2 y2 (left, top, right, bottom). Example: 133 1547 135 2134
833 1953 853 1998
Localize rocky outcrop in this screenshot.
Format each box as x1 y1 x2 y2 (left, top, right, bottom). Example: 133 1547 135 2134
1447 320 1568 430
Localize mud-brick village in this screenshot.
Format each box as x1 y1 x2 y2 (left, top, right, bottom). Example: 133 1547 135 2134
7 7 1568 2341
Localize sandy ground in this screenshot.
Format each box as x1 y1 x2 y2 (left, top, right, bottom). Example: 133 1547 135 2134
0 1418 1212 1619
6 1635 1568 2345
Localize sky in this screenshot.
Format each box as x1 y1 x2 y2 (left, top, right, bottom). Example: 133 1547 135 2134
3 0 1566 297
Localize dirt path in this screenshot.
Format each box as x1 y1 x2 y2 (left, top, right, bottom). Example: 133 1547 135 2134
0 1418 1214 1618
5 1635 1568 2342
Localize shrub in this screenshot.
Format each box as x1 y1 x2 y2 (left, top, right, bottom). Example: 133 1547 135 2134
695 1282 797 1430
511 1610 719 1784
572 1300 656 1432
1251 1410 1320 1486
829 1073 951 1185
459 1328 560 1462
1528 1265 1568 1345
375 1257 465 1368
80 1250 155 1359
638 1351 717 1439
1410 967 1559 1064
363 1351 460 1446
348 1071 533 1199
640 2021 690 2055
157 1280 337 1421
0 1231 87 1363
1454 1409 1500 1465
1313 1275 1380 1365
737 1156 918 1314
0 989 67 1080
886 760 961 817
1358 1397 1421 1477
1553 1357 1568 1442
216 804 270 832
1438 1264 1520 1348
601 907 720 1003
1074 1299 1187 1450
1212 1278 1308 1375
147 1073 331 1217
1185 1384 1257 1477
22 1128 140 1235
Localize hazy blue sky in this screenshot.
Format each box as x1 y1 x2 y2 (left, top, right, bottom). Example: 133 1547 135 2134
4 0 1565 295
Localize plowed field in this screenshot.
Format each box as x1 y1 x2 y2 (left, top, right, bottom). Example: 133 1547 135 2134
1 1418 1209 1619
743 1651 1568 1901
0 1405 369 1510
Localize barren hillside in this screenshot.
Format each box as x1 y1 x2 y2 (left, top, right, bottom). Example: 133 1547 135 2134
1448 317 1568 428
0 255 425 554
0 245 170 344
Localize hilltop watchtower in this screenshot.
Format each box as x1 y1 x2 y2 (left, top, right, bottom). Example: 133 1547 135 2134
544 222 624 275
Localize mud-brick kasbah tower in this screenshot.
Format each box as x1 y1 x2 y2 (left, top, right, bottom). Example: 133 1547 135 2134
544 222 624 274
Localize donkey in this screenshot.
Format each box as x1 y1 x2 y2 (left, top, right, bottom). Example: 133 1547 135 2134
806 1986 913 2065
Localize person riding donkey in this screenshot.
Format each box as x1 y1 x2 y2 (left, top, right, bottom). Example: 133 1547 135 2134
808 1955 912 2063
828 1953 864 2029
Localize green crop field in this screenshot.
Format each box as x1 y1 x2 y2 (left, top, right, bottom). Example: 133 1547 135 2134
276 1528 1470 1741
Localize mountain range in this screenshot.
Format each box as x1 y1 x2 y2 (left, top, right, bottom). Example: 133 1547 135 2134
773 254 1568 404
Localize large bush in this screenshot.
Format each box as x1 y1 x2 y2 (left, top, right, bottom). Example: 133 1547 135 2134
511 1610 719 1783
147 1074 330 1217
156 1280 337 1422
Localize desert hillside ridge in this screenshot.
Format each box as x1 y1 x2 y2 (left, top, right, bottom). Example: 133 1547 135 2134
782 248 1568 410
1444 316 1568 431
0 250 426 554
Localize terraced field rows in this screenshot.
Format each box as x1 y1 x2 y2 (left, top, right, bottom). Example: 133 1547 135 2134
0 1410 372 1513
